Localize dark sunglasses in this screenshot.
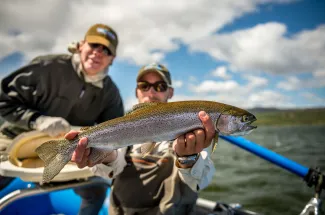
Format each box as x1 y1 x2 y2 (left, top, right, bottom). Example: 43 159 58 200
89 43 112 56
137 81 169 92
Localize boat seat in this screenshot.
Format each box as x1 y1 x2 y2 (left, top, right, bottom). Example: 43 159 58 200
0 129 94 183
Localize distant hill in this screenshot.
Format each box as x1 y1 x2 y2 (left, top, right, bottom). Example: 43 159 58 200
248 107 280 113
248 107 325 113
250 107 325 126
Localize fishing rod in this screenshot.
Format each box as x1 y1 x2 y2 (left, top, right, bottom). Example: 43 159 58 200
220 135 324 192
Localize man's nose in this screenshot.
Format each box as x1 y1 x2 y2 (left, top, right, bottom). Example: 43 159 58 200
147 86 157 94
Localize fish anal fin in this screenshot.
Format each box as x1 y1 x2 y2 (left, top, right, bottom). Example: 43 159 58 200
212 133 219 153
88 147 114 164
140 142 156 157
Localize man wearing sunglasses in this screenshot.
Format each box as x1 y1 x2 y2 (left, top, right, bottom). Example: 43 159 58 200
67 63 216 214
0 24 124 214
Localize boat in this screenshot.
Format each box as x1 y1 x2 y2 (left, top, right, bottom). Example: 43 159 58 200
0 177 261 215
0 130 323 214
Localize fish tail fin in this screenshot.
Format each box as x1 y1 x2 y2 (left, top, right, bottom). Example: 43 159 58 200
212 133 219 153
35 139 76 183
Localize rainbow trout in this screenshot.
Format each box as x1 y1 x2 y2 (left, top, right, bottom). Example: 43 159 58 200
36 100 257 183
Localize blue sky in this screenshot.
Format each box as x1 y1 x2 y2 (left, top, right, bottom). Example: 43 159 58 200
0 0 324 110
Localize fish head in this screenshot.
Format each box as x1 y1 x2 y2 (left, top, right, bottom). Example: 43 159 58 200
215 111 257 136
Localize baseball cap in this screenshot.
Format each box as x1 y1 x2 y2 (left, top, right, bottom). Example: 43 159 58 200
84 24 118 55
137 63 172 86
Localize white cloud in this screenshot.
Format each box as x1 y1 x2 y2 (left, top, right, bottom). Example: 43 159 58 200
3 0 316 109
124 97 139 112
248 90 289 107
181 74 279 108
192 80 239 93
313 70 325 78
0 0 71 60
254 90 296 108
192 74 268 93
211 66 232 79
277 75 325 90
189 76 197 82
245 75 269 88
190 23 325 75
171 88 293 109
172 80 183 88
301 92 325 103
0 0 299 65
277 76 300 90
124 71 296 110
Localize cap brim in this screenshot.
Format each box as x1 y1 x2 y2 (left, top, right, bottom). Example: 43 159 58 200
137 69 172 87
85 35 116 55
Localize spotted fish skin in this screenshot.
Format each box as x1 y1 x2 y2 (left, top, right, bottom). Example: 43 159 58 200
36 100 257 183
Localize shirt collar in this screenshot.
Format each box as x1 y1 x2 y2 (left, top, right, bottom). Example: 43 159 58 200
71 53 108 88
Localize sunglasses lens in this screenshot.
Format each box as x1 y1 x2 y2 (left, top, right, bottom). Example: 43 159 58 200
137 82 168 92
137 82 150 91
103 47 112 56
89 43 112 56
89 43 100 49
155 82 168 92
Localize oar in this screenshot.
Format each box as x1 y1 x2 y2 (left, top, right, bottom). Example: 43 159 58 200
219 135 324 191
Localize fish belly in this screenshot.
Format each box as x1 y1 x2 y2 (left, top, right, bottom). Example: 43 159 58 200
87 112 206 149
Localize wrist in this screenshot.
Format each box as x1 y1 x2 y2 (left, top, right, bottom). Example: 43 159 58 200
175 153 199 169
29 113 41 129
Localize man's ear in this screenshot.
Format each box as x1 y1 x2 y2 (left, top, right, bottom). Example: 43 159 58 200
135 88 139 98
109 55 116 66
168 88 174 99
78 40 85 52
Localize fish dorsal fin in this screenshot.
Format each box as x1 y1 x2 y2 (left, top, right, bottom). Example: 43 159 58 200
132 102 161 111
126 102 161 115
80 126 91 131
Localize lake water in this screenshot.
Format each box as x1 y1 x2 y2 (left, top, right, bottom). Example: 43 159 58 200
200 124 325 215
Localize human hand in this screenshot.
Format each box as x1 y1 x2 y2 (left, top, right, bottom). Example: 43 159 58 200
34 116 70 137
173 111 215 157
66 130 116 168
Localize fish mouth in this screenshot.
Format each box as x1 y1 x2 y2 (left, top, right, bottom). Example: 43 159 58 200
231 121 257 136
244 118 257 130
246 125 257 130
227 119 258 136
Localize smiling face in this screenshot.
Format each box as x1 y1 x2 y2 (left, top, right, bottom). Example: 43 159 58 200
136 72 174 104
79 41 115 76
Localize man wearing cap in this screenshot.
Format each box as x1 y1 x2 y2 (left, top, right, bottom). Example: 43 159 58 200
67 63 216 214
0 23 124 214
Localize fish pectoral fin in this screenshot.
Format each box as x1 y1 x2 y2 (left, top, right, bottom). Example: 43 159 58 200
211 132 219 153
88 147 114 164
140 142 156 157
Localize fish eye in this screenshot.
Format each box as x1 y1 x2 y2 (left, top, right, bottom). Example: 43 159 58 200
242 115 249 122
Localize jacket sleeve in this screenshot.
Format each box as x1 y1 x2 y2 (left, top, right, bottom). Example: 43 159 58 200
0 64 42 129
177 146 216 192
